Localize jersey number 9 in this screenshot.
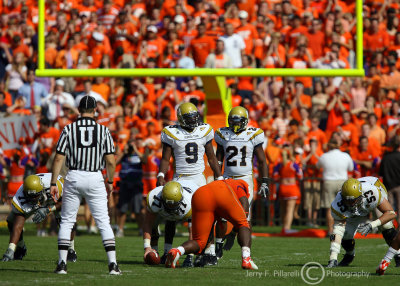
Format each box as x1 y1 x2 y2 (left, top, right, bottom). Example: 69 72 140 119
185 143 198 163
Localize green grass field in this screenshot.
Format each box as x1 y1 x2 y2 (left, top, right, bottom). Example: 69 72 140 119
0 224 399 286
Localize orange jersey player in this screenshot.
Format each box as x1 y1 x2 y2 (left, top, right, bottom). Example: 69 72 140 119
165 179 258 270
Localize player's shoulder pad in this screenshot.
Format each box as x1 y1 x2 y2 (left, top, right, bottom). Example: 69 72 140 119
162 125 181 141
183 208 192 220
246 127 264 140
215 128 226 140
195 123 213 138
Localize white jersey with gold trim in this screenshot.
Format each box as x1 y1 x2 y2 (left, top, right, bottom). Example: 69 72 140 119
161 123 214 175
214 127 264 177
331 176 388 220
12 173 63 216
146 180 198 221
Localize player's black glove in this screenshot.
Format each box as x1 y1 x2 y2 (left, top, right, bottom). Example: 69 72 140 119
32 207 50 223
258 177 270 198
223 230 237 251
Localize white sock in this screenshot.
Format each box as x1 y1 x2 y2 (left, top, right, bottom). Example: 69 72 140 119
384 247 398 262
69 240 75 250
59 250 68 263
106 250 116 264
205 244 215 255
164 243 172 253
242 247 251 258
177 246 185 255
8 243 16 251
216 238 223 244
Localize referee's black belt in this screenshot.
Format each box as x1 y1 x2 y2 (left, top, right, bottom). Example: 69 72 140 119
69 167 99 172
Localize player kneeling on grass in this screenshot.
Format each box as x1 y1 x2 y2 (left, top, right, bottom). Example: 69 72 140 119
2 174 77 262
328 177 398 268
143 181 198 266
165 179 257 270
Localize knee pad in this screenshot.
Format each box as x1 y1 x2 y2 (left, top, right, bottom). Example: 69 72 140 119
164 221 176 244
382 228 398 246
341 239 355 252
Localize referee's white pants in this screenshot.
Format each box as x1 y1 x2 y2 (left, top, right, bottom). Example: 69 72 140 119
224 174 254 221
173 173 207 188
59 170 114 241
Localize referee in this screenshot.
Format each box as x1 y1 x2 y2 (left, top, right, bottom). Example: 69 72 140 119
50 95 121 275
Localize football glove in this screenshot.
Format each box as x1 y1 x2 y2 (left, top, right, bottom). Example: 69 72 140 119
258 177 270 198
358 223 372 236
223 230 237 251
32 207 50 223
2 248 14 262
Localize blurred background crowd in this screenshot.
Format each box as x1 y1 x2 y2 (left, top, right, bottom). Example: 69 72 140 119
1 0 400 235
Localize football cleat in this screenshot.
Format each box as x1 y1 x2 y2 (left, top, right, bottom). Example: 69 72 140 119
182 254 194 267
160 253 167 264
2 248 14 262
394 254 400 267
327 259 338 268
14 245 27 260
216 242 224 260
338 254 355 266
203 254 218 266
54 261 67 274
242 257 258 270
194 254 203 267
108 262 122 275
67 249 77 263
376 259 390 275
165 248 181 268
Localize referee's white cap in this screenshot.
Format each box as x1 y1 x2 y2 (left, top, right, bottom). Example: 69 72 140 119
79 95 97 109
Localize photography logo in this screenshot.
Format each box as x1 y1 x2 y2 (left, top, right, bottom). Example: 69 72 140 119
301 262 325 285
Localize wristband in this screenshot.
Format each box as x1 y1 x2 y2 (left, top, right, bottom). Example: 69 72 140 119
216 176 224 180
157 172 165 178
370 219 382 229
144 238 151 249
107 180 113 184
51 183 57 187
262 177 270 184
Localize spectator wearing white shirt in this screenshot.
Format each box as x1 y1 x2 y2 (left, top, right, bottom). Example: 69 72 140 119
204 39 233 68
316 138 354 235
41 79 75 121
219 23 246 68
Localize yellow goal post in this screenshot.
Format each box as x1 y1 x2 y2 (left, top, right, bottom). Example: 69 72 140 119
35 0 364 78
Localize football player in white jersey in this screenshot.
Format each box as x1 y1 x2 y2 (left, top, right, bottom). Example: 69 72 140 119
143 181 198 263
327 177 399 268
157 102 222 187
214 106 269 258
155 102 222 266
1 174 77 262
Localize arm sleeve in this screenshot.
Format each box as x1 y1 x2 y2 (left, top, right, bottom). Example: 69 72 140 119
161 129 174 146
104 127 115 154
55 127 68 155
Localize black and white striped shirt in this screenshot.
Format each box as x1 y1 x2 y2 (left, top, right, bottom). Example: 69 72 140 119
55 117 115 172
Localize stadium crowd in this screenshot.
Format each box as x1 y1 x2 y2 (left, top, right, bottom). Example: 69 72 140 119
0 0 400 233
